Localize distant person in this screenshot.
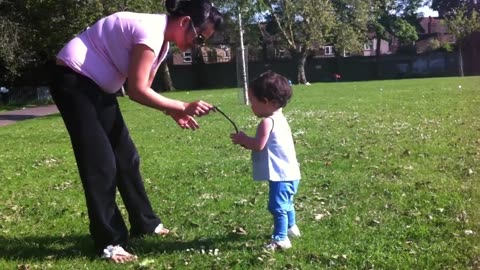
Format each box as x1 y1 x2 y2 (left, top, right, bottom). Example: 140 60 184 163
0 86 10 104
230 71 301 250
50 0 223 263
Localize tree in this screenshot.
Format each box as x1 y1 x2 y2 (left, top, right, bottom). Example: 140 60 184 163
444 5 480 76
0 0 104 83
331 0 370 57
369 0 421 78
99 0 164 14
432 0 480 17
431 0 459 17
329 0 370 79
0 17 29 82
216 1 264 48
260 0 336 84
216 0 264 103
158 60 174 91
0 0 176 91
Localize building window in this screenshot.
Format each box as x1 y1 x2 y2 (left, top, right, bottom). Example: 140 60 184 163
276 48 286 58
183 51 192 63
388 40 394 52
324 46 334 56
364 41 373 51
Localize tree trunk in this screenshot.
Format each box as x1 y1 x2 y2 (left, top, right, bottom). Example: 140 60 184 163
296 47 309 84
238 12 249 105
192 46 205 89
458 45 464 77
375 36 382 79
333 48 342 80
159 61 175 92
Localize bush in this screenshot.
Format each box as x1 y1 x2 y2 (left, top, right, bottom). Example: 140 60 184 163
437 42 454 52
427 39 441 51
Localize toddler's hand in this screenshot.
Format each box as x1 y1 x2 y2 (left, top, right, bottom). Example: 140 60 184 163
230 131 247 145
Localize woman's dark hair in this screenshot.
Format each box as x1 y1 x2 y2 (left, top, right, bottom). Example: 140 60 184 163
249 71 293 108
165 0 223 31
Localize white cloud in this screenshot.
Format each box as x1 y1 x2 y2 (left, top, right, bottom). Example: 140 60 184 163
417 6 439 17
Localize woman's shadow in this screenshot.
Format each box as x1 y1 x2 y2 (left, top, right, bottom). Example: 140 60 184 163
0 232 254 261
0 235 97 260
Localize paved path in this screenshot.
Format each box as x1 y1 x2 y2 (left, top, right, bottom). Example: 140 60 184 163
0 104 59 127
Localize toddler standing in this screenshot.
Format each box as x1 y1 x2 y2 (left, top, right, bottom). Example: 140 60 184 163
231 71 301 250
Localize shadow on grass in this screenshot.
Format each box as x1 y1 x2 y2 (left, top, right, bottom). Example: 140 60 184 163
131 233 259 255
0 114 37 121
0 233 256 261
0 234 96 261
0 114 60 127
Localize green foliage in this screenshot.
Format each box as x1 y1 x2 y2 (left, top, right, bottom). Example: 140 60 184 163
444 5 480 43
261 0 336 49
24 0 104 62
0 0 166 83
440 42 454 52
0 18 30 81
119 0 165 14
370 0 395 40
331 0 370 54
0 0 105 82
432 0 480 17
370 0 422 45
432 0 459 15
0 77 479 269
427 38 441 51
443 4 480 76
259 0 336 83
210 0 265 47
392 18 418 44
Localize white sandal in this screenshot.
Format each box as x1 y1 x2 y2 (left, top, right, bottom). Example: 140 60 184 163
154 223 170 236
101 245 137 263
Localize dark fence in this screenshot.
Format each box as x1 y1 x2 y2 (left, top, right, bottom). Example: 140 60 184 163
0 51 473 103
154 51 465 91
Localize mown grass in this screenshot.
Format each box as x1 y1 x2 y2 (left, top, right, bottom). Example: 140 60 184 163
0 76 479 269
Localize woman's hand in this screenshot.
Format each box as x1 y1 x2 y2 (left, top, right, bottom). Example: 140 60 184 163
184 100 214 117
166 100 214 130
169 111 200 130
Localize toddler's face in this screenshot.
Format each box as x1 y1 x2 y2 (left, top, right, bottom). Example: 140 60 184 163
248 89 278 118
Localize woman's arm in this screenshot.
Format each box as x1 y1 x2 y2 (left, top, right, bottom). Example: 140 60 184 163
128 44 213 115
231 117 273 151
147 61 160 89
127 44 187 113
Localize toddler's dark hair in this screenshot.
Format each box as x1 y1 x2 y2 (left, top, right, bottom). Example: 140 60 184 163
249 71 292 108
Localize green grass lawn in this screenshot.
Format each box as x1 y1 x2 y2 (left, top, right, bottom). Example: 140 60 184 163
0 76 479 269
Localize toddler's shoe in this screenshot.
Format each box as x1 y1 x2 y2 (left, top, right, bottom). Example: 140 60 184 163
265 238 292 251
288 224 301 238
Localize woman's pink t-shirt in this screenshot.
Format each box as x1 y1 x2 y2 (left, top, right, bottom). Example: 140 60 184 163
57 12 170 93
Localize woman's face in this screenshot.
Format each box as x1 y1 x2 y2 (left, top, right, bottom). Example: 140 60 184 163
177 18 215 52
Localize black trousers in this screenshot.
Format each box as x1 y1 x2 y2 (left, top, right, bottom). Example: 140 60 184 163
50 66 161 254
